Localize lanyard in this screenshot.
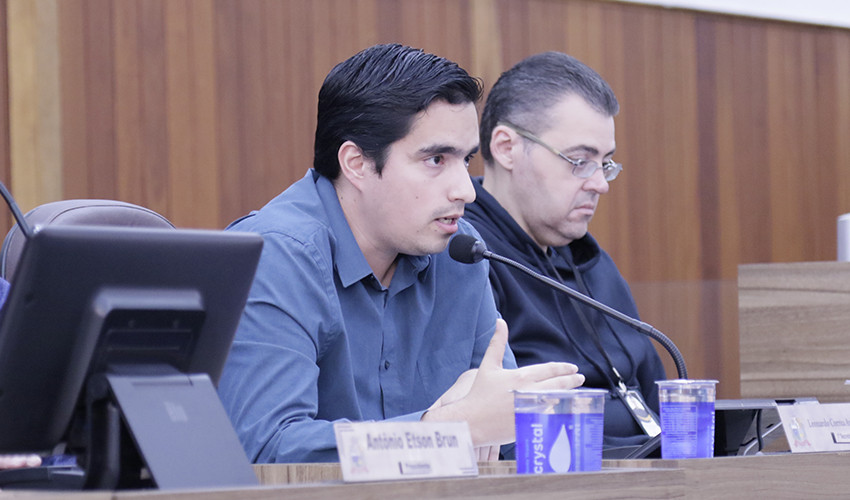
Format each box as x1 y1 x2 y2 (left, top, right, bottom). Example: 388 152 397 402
561 253 661 437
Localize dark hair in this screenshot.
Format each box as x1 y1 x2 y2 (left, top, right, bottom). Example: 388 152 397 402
480 52 619 163
313 44 483 179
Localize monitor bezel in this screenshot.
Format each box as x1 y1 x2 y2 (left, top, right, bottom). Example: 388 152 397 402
0 225 263 454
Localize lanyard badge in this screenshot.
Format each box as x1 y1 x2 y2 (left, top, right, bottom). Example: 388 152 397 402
616 381 661 437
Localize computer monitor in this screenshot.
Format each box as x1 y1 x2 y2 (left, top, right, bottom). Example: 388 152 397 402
0 225 263 489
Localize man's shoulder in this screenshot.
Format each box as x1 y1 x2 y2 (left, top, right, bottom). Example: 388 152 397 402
228 174 330 242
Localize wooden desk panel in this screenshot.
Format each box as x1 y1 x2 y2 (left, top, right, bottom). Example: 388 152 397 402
10 453 850 499
253 462 341 485
252 460 519 485
116 467 683 500
738 262 850 402
0 493 110 500
607 452 850 499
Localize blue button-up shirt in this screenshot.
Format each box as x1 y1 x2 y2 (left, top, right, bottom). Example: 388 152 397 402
218 170 514 463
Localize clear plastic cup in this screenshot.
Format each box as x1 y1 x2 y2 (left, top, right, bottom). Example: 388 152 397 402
656 379 718 459
514 389 606 473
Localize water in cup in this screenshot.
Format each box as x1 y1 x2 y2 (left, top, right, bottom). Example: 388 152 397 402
656 379 718 459
514 389 606 473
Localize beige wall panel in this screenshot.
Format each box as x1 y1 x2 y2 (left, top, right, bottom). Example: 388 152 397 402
5 0 850 397
7 0 62 213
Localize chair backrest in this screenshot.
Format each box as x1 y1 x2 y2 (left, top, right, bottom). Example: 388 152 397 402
1 199 175 279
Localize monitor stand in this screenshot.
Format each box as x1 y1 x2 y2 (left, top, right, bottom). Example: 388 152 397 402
85 371 258 490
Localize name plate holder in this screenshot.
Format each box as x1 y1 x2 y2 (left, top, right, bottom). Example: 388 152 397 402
334 421 478 482
778 402 850 452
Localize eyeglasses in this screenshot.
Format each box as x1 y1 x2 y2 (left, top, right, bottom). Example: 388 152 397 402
499 121 622 181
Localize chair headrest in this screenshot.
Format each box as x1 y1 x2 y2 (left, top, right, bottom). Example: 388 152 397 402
1 199 175 279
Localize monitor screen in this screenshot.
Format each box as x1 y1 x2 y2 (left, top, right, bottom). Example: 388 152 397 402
0 225 263 454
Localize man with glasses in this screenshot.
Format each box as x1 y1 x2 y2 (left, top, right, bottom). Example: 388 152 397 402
464 52 665 450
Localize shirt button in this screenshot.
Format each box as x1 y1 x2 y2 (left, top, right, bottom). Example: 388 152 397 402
384 360 390 370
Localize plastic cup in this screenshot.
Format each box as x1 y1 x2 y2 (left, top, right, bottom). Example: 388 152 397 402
656 379 718 459
514 389 606 473
839 213 850 261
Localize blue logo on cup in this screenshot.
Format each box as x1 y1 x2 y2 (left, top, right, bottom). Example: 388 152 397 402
516 412 603 473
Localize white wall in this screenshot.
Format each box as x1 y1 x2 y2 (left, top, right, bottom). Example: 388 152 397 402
615 0 850 29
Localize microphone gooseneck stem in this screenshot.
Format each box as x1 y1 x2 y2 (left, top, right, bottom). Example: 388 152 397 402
485 250 688 379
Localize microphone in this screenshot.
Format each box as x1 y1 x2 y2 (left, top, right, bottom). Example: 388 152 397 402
0 180 33 239
449 234 688 379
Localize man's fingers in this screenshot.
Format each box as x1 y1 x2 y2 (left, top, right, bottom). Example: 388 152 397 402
479 318 508 370
514 361 580 382
528 373 586 391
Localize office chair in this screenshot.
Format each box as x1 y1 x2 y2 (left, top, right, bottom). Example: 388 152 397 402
0 199 175 280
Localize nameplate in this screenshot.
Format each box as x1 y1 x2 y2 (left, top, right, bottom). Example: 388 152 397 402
333 421 478 482
778 402 850 452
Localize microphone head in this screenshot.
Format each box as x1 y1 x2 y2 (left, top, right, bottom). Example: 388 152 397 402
449 234 487 264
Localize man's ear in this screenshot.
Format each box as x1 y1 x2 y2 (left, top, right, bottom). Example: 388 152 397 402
337 140 372 189
489 125 520 171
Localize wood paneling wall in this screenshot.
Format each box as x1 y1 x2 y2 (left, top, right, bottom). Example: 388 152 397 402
4 0 850 397
0 0 8 213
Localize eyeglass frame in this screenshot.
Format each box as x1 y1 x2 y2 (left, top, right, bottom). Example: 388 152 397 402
498 121 623 181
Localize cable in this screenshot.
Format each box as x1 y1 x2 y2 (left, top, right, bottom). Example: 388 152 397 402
0 181 33 239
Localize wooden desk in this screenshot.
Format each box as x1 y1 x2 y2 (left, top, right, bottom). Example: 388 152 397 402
252 460 518 484
115 466 682 500
607 452 850 499
738 261 850 402
7 453 850 499
0 492 109 500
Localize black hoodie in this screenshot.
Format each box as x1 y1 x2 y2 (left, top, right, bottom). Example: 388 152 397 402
464 177 666 447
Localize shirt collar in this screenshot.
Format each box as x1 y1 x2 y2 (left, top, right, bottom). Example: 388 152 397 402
314 171 431 290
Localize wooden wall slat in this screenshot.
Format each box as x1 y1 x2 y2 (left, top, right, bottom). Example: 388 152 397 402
7 0 62 212
591 3 627 265
58 0 88 200
659 12 701 281
0 0 9 234
469 0 504 106
767 24 804 263
113 0 142 206
282 0 317 211
258 0 289 211
695 16 722 279
839 32 850 217
7 0 850 396
812 34 840 253
137 0 168 214
165 0 219 228
236 0 269 216
83 0 116 199
213 0 243 224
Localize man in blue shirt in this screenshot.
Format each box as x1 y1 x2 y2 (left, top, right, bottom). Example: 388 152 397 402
218 44 585 463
